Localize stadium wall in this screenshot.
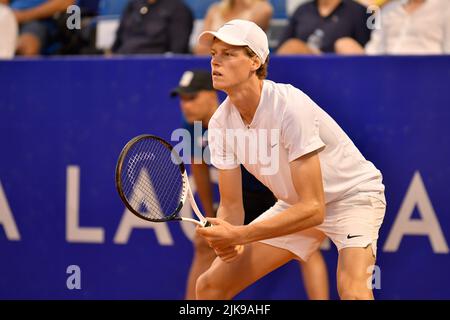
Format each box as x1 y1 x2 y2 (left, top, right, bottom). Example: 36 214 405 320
0 56 449 299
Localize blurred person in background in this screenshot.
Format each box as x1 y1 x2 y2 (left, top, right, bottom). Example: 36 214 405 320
335 0 450 54
276 0 371 55
355 0 391 6
171 70 330 300
112 0 193 54
55 0 101 55
285 0 392 19
194 0 273 55
0 3 17 58
0 0 74 56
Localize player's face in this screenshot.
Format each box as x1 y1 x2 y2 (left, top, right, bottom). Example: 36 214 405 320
210 40 255 91
179 91 213 123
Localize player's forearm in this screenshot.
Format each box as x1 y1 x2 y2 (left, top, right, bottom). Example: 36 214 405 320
191 162 215 217
15 0 74 22
0 0 10 5
238 201 324 244
217 203 244 226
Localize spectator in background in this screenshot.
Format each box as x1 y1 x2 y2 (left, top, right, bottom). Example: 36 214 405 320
194 0 273 55
172 70 330 300
0 4 17 58
0 0 75 56
335 0 450 55
276 0 371 55
356 0 390 6
112 0 193 54
285 0 392 20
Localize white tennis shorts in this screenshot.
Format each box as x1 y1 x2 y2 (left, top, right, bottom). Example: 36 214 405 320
251 192 386 261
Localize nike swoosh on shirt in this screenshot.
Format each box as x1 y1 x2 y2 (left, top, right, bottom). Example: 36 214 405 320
347 234 363 239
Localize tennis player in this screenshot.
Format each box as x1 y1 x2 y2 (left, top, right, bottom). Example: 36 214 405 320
171 70 329 300
196 19 386 300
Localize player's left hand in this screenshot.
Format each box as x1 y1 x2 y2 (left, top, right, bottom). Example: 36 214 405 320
196 217 245 249
213 245 244 263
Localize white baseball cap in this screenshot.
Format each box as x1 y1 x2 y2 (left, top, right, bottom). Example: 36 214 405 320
198 19 269 63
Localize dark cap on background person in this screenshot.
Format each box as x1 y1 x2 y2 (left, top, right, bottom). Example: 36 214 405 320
170 70 214 97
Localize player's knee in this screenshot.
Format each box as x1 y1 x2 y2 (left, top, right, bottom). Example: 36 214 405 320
338 282 373 300
195 271 229 300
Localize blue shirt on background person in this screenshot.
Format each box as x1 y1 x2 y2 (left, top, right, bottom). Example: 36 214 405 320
278 0 371 53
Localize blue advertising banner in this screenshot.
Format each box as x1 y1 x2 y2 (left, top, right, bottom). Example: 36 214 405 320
0 56 449 299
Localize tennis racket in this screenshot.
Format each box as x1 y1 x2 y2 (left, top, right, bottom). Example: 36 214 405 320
115 134 211 227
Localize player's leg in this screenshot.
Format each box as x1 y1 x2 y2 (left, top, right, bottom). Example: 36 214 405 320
185 233 217 299
245 192 330 300
244 187 330 300
196 200 325 300
196 241 295 300
323 193 386 300
299 250 329 300
337 246 375 300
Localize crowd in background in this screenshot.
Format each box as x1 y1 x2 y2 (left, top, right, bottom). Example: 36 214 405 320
0 0 449 58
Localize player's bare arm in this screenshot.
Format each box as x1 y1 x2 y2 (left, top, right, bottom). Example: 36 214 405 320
198 150 326 248
215 166 245 226
199 166 245 262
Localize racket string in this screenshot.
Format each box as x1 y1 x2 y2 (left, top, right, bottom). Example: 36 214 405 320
125 141 163 218
121 137 184 220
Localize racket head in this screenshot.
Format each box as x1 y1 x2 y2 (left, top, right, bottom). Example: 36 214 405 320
115 134 187 222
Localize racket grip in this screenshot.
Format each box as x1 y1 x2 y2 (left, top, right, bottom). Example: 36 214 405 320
203 221 212 227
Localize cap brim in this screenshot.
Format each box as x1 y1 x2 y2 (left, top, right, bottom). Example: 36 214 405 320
198 31 248 49
170 87 198 97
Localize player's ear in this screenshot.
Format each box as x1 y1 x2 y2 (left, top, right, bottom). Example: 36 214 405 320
250 55 261 72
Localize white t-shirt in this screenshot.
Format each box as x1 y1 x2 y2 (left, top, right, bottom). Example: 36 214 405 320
208 80 385 205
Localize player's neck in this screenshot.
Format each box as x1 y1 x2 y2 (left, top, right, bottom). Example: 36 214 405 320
227 78 263 126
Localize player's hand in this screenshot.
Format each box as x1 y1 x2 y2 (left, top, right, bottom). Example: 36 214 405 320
196 217 245 248
213 245 244 263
